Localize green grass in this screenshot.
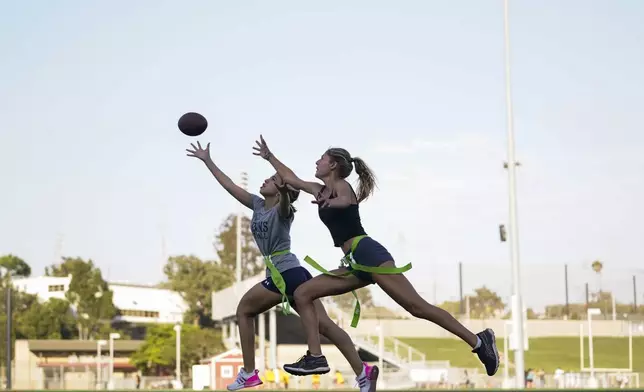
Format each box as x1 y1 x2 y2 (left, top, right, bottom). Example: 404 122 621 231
396 336 644 372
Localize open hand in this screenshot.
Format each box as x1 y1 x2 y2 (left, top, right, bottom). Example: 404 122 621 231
311 194 330 208
252 135 272 160
275 176 289 194
186 141 211 161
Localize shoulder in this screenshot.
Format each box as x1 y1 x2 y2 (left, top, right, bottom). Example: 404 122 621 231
250 194 265 210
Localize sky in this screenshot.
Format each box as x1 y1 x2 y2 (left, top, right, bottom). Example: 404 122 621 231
1 0 643 313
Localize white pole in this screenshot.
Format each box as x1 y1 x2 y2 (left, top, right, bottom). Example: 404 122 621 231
503 322 509 384
96 340 106 389
108 334 118 390
174 324 182 384
258 313 266 372
97 343 102 388
612 293 616 321
588 315 595 379
378 322 385 372
502 0 525 387
269 308 277 373
579 323 584 371
628 322 633 371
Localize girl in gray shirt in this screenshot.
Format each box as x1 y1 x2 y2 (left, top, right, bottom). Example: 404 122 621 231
187 142 372 392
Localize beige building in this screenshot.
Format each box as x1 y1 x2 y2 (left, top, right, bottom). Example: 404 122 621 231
14 339 142 390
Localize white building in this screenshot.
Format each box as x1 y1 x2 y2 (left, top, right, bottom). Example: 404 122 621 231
12 275 188 324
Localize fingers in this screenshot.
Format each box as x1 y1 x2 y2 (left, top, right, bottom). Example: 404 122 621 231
197 141 202 150
190 143 197 150
260 134 266 145
206 142 210 150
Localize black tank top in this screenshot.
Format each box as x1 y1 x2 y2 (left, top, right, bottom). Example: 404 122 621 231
317 186 367 247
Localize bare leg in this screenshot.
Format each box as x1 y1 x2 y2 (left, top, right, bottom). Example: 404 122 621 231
312 299 363 376
236 283 282 371
372 261 478 347
293 268 369 355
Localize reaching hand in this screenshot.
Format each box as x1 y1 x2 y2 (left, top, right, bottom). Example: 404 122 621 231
252 135 272 160
275 176 289 194
311 193 330 208
186 141 211 161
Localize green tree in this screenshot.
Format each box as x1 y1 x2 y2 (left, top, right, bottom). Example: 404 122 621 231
0 254 31 278
46 257 116 340
162 255 234 326
468 286 505 319
333 288 374 312
16 298 77 339
130 324 225 376
214 214 263 279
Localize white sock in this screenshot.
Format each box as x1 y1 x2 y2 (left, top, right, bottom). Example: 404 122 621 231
474 336 482 350
241 367 254 377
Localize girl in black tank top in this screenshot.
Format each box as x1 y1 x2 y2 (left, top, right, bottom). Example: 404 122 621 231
254 135 500 380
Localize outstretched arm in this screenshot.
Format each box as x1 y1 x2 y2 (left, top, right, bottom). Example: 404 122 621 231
313 180 353 208
187 142 254 209
276 182 293 218
253 135 323 196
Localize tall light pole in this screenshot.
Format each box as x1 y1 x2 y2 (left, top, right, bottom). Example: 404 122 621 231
96 339 107 389
502 0 526 388
236 172 249 284
173 324 182 385
108 332 121 390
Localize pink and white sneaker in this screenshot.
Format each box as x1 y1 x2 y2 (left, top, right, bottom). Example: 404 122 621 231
356 363 379 392
226 368 263 391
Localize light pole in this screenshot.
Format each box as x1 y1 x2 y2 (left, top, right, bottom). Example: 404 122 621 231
502 0 526 387
173 324 182 385
108 333 121 390
96 339 107 389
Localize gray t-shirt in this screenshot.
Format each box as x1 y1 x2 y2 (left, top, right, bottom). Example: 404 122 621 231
250 194 301 277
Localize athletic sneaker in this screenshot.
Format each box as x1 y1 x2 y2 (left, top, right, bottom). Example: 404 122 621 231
472 328 500 376
283 350 330 376
357 363 379 392
226 368 262 391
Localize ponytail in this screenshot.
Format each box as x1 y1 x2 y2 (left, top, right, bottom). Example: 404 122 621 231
351 157 377 202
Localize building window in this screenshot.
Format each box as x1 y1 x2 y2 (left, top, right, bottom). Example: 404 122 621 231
221 365 233 378
48 285 65 292
120 309 160 318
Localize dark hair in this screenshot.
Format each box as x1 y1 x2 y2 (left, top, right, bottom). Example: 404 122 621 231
284 188 300 213
325 147 377 202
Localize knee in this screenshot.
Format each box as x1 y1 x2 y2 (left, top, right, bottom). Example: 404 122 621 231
406 301 426 319
236 299 254 319
293 285 315 305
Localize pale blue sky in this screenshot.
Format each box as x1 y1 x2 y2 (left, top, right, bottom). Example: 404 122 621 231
1 0 643 312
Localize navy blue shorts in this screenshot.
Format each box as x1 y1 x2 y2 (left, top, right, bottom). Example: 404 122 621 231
262 266 312 306
345 237 394 284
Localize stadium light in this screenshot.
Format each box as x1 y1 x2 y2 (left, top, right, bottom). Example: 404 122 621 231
502 0 526 387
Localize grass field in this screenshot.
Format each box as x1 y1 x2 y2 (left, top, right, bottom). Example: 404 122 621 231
15 390 644 392
396 336 644 372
